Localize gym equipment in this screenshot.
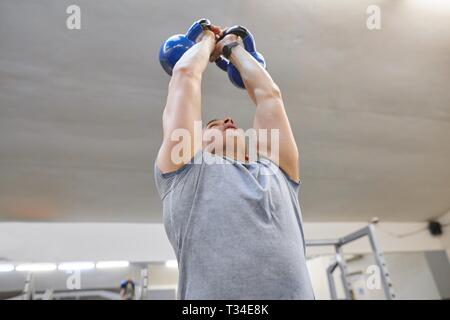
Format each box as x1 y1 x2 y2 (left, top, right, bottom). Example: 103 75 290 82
139 266 149 300
22 272 35 300
9 264 151 300
159 19 212 76
215 26 266 89
306 224 396 300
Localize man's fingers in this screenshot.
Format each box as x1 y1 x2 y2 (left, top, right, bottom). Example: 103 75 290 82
210 25 222 35
207 25 230 62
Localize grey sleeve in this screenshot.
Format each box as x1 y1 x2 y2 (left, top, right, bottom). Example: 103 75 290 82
285 173 301 194
153 151 204 199
154 162 191 200
258 155 301 193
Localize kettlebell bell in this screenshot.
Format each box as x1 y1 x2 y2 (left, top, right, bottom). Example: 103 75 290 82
159 19 212 76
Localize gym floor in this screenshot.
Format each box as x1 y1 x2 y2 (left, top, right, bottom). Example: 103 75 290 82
0 0 449 300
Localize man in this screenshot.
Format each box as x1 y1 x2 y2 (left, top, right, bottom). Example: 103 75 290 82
120 277 135 300
154 24 314 299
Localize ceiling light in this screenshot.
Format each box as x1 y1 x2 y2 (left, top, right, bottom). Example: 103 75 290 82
96 261 129 269
16 263 57 272
165 260 178 268
0 264 15 272
58 262 95 271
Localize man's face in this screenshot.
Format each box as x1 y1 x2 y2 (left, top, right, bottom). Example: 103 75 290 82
203 117 246 155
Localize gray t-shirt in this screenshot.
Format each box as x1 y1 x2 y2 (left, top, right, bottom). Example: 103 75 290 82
154 151 314 300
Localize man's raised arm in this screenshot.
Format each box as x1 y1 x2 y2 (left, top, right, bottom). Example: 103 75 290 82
156 30 217 174
213 34 300 182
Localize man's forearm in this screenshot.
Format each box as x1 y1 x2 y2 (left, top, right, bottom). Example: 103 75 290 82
229 46 280 104
172 33 216 78
163 31 216 131
158 31 216 173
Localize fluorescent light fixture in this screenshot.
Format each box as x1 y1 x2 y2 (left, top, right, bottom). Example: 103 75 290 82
0 264 15 272
165 260 178 268
96 261 129 269
58 262 95 271
16 263 57 272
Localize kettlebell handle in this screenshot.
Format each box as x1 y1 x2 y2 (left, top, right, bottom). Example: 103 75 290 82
186 19 213 42
218 26 256 53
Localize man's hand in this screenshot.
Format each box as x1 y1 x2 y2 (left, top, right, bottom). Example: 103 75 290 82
210 29 243 62
196 24 222 43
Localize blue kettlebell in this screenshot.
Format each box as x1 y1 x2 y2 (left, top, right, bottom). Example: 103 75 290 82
215 26 266 89
159 19 212 76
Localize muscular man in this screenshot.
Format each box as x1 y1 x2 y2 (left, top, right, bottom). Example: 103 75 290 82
154 25 314 299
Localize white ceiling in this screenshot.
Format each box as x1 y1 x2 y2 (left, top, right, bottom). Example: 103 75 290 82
0 0 449 222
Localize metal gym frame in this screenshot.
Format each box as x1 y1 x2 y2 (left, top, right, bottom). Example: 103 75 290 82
305 224 396 300
13 264 151 300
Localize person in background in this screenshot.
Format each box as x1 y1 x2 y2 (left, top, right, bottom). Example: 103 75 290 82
120 277 135 300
